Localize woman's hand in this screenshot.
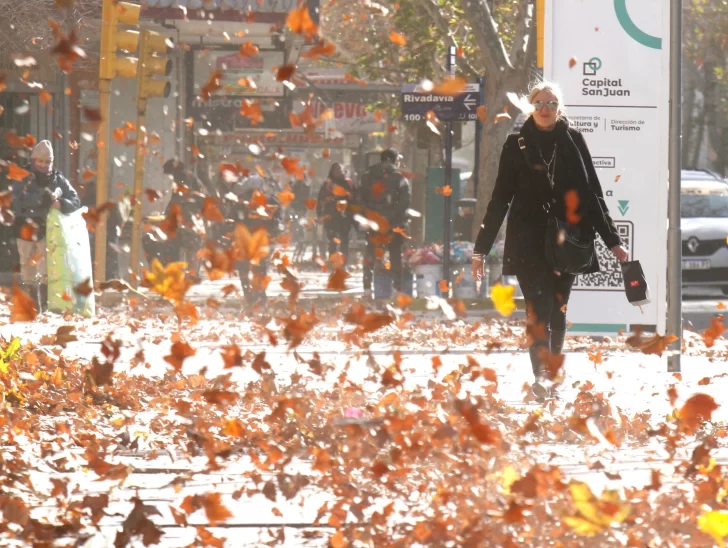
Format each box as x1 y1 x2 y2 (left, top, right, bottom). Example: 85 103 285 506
611 245 629 262
471 256 485 281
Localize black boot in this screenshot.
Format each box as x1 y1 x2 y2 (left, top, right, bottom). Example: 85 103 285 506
529 339 550 400
39 283 48 313
551 329 566 355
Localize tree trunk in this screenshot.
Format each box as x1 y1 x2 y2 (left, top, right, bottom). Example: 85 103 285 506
471 68 532 241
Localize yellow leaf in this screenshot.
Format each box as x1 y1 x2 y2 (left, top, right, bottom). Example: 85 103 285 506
564 481 631 537
490 283 516 317
562 515 604 536
699 509 728 548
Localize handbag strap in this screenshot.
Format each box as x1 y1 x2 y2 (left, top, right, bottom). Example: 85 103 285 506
517 136 555 215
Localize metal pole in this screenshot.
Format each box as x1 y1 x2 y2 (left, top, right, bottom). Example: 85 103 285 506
472 76 485 201
443 46 457 293
667 0 682 372
94 78 111 284
130 30 148 287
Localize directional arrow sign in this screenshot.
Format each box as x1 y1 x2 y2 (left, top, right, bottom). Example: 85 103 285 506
463 95 477 111
400 83 482 122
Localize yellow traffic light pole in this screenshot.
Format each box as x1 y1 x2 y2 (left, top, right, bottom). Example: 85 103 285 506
130 31 148 287
129 30 172 285
96 0 140 283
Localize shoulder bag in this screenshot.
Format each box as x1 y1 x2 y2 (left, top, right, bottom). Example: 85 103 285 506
518 136 595 275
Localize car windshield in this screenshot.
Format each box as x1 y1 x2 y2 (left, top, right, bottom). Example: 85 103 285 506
681 193 728 218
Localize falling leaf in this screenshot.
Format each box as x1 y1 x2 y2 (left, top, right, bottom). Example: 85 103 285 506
569 57 578 68
438 279 449 294
327 268 350 291
180 493 233 526
233 225 270 264
145 189 163 203
38 90 52 106
277 186 295 207
435 185 453 197
240 99 264 125
615 174 622 182
201 71 223 101
49 21 86 73
74 278 93 296
201 197 225 223
477 105 487 123
563 480 631 536
302 39 336 59
564 190 581 224
82 168 96 182
238 41 259 57
164 341 196 372
389 31 407 46
702 316 725 348
490 283 516 317
699 509 728 548
11 284 37 323
286 3 318 38
276 65 296 82
626 331 678 356
141 259 193 303
432 75 467 95
680 393 719 433
7 163 30 182
221 345 243 368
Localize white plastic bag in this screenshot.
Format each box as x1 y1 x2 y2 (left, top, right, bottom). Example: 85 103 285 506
46 208 95 317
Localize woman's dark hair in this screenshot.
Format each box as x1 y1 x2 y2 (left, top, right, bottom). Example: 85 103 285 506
328 163 343 178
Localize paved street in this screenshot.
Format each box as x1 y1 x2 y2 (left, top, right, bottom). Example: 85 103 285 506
1 294 727 546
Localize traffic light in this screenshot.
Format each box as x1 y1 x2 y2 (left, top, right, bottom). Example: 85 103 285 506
100 0 141 80
137 30 173 99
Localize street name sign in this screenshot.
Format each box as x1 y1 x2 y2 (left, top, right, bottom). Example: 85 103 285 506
400 83 481 122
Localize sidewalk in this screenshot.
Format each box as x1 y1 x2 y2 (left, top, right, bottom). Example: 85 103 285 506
0 308 724 546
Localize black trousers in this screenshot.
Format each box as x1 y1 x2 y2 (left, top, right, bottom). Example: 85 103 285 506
363 231 404 291
237 260 268 305
325 223 351 265
517 266 576 376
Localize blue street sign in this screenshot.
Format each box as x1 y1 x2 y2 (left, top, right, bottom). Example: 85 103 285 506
400 83 481 122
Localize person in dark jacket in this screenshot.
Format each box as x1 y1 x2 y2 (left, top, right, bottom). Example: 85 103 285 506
471 82 628 399
317 163 356 265
12 140 81 310
360 148 411 292
162 159 207 266
228 175 284 307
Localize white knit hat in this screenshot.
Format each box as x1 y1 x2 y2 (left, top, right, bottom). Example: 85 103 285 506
31 140 54 162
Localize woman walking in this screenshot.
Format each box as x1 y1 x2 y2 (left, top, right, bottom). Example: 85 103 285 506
317 163 356 265
471 82 628 399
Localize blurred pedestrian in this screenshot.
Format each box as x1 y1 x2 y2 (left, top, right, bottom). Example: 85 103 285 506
317 163 356 265
229 174 284 307
471 81 628 400
11 140 80 310
162 159 207 267
360 148 411 292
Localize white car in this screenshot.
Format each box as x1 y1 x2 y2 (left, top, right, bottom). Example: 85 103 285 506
681 170 728 294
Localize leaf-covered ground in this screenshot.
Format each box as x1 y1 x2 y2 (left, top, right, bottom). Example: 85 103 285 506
1 291 728 547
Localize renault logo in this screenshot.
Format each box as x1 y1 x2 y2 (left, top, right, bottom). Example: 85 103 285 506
687 237 700 253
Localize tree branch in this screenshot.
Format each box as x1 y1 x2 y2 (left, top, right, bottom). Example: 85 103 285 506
509 0 534 71
418 0 479 79
462 0 512 74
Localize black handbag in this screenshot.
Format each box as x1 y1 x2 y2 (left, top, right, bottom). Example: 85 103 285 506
518 136 595 275
621 260 650 305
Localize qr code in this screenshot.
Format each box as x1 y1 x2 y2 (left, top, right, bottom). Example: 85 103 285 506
573 221 633 291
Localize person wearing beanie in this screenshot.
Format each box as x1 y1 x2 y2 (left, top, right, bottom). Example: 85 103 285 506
11 140 80 311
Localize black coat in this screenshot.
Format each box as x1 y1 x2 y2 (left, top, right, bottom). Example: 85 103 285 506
316 176 356 229
474 117 621 275
12 169 81 237
360 162 410 227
